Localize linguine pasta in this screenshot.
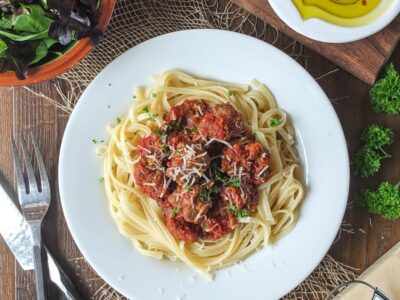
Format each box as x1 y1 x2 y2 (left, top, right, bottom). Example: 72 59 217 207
102 70 304 277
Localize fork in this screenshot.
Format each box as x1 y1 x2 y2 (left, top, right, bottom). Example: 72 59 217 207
12 133 51 300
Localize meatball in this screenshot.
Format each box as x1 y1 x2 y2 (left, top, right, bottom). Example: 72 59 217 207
198 104 244 140
220 183 258 212
201 214 237 240
166 132 210 185
164 99 209 128
164 213 199 243
167 185 210 224
133 158 167 200
137 134 164 160
221 139 271 185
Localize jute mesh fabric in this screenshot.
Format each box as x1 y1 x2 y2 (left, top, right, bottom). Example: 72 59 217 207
32 0 357 298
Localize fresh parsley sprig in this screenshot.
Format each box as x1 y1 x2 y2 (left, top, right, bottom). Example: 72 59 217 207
227 205 249 218
352 124 394 178
143 106 158 122
370 63 400 114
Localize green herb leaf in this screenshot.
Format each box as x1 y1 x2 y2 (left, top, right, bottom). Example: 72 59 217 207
227 205 249 218
184 185 192 192
356 181 400 220
171 207 180 216
143 106 157 121
190 126 198 132
13 13 53 34
210 185 218 194
269 117 282 127
360 125 394 150
370 63 400 114
199 186 210 202
228 177 241 188
0 38 7 58
116 116 122 124
162 144 170 154
98 177 104 183
228 89 233 96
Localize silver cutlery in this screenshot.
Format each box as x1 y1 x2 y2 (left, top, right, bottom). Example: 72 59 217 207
11 133 52 300
0 173 82 299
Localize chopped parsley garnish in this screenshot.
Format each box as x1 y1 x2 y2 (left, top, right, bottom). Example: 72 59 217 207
98 177 105 183
210 185 219 194
171 207 180 216
210 160 227 183
143 106 158 122
175 118 183 131
153 129 163 135
228 177 241 188
184 185 193 192
269 117 282 127
199 186 210 202
92 139 104 144
116 116 122 124
162 144 170 154
151 92 157 98
176 150 182 155
199 185 219 202
228 90 233 96
210 161 240 187
227 205 248 218
190 126 198 132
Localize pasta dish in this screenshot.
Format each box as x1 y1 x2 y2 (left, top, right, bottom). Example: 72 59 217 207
102 70 304 277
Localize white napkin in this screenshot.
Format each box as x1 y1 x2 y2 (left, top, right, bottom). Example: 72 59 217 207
335 241 400 299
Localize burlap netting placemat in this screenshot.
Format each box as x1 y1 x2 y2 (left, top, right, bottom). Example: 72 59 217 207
27 1 358 299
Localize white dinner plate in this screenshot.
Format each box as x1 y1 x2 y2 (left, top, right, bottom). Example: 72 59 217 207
269 0 400 43
59 29 349 300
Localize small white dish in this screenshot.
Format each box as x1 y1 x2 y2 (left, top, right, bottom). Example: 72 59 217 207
269 0 400 43
59 29 349 300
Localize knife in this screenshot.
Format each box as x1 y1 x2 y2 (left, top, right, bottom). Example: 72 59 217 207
0 176 82 300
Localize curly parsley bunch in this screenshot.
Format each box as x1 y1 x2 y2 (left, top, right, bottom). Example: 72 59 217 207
370 64 400 114
356 182 400 220
352 125 394 178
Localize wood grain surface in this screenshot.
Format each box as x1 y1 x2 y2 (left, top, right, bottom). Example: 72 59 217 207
233 0 400 85
0 4 399 300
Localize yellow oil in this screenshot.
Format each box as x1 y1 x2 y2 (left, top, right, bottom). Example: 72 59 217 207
292 0 392 27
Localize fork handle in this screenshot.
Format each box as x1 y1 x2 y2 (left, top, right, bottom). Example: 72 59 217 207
31 221 47 300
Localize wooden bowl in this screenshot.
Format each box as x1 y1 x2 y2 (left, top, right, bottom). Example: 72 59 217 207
0 0 115 86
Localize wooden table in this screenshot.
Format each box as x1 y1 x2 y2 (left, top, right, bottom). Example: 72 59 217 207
0 10 399 300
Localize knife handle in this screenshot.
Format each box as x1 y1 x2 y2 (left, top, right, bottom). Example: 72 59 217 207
31 223 47 300
44 245 83 300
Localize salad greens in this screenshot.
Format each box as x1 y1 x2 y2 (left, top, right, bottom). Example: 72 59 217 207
0 0 100 80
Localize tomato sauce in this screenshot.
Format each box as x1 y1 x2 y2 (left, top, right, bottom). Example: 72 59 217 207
133 100 271 243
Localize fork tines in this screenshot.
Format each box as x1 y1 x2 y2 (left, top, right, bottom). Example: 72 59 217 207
11 133 51 222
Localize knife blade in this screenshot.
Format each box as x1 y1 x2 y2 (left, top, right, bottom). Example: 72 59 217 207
0 176 82 299
0 178 33 270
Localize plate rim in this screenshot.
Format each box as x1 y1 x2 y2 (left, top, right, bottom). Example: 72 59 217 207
58 28 350 299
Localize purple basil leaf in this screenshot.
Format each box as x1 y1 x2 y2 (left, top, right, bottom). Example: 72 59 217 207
48 22 72 45
0 39 37 79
